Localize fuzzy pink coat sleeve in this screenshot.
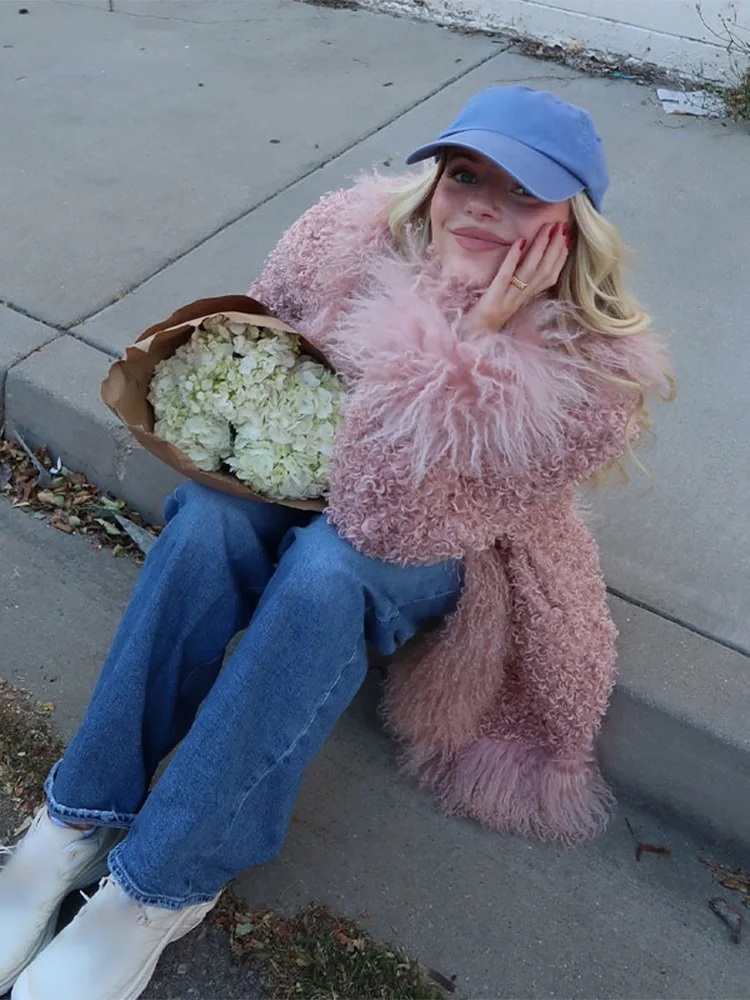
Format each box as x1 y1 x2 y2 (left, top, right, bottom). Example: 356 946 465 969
248 188 354 331
326 275 670 564
248 177 392 367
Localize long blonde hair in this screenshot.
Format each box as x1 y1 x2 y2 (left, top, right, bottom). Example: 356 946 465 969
386 159 674 480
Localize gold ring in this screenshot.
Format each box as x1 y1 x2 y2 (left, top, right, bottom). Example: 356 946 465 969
510 274 528 290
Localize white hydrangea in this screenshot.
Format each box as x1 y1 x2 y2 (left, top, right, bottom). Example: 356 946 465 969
149 315 344 499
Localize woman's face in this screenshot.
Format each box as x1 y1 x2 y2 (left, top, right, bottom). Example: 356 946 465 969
429 149 572 285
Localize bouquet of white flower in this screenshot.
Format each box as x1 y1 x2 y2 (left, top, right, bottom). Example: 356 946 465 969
148 315 344 501
101 296 344 510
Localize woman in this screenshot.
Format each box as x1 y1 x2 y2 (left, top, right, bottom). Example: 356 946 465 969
1 85 670 1000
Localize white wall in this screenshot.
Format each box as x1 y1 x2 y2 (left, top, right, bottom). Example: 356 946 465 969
356 0 750 83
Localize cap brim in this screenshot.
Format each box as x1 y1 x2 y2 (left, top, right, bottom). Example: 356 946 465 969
406 130 584 204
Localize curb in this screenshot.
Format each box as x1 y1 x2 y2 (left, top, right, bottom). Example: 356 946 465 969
0 307 61 426
3 332 184 526
2 347 749 850
602 598 750 851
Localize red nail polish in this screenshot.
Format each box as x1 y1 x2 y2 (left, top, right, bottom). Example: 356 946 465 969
551 222 559 237
520 239 527 250
562 222 569 237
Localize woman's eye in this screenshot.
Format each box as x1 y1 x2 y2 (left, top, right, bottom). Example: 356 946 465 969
511 184 536 199
450 168 478 185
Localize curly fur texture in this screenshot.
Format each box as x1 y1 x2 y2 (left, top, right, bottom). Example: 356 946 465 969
399 737 616 844
379 548 511 754
249 172 670 842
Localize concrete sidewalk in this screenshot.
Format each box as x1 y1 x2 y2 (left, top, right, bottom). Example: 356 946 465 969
1 0 749 867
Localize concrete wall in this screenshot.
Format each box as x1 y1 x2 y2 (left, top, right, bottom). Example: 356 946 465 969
359 0 750 83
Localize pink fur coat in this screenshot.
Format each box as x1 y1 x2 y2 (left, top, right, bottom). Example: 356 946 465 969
250 174 670 843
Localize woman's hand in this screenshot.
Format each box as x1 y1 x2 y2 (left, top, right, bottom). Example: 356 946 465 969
460 221 570 336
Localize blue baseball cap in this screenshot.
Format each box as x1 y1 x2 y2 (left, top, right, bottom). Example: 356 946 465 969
406 86 609 211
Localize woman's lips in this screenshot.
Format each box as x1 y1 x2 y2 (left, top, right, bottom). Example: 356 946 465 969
450 228 510 253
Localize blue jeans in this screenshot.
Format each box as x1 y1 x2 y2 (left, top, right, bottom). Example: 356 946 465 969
45 483 462 909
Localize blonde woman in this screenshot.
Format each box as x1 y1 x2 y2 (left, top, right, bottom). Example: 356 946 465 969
1 86 670 999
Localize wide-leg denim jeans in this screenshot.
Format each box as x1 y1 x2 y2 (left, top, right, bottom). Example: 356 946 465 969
45 482 462 909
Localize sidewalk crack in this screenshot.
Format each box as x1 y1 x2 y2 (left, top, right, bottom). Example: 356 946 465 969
607 586 749 659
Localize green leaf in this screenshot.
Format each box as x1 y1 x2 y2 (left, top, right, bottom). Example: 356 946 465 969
94 518 122 537
99 496 125 510
235 923 255 937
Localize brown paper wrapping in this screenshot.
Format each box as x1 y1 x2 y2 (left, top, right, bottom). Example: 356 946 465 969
100 295 328 511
